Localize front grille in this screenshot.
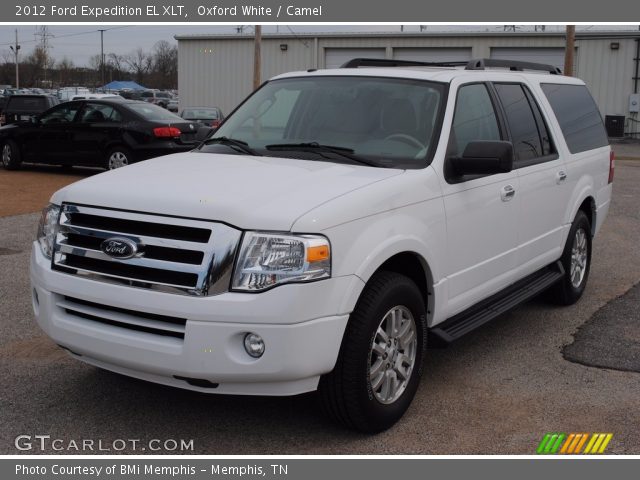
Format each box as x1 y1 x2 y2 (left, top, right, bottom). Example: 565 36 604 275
58 295 187 339
52 204 242 296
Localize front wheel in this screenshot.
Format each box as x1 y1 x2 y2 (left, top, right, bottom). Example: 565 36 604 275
549 210 592 305
1 140 22 170
319 271 427 433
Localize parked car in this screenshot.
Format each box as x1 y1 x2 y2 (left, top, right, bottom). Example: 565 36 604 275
29 59 613 432
180 106 224 128
0 99 203 170
0 94 59 125
167 97 179 113
140 90 172 108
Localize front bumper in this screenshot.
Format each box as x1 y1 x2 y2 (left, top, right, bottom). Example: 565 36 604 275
30 243 362 395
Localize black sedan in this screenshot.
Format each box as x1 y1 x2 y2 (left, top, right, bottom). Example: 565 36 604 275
0 99 205 170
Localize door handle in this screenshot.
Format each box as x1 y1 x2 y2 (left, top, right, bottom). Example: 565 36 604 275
556 170 567 184
500 184 516 202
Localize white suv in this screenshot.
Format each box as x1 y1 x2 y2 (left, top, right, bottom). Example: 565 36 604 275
30 59 613 432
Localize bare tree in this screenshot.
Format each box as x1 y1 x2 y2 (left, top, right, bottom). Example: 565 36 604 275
124 48 152 85
57 57 74 86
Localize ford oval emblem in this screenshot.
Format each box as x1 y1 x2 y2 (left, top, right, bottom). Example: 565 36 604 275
100 237 138 259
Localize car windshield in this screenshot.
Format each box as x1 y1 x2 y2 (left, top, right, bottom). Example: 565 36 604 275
201 76 446 168
127 103 185 122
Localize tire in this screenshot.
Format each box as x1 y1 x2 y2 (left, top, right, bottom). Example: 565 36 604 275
105 146 133 170
548 210 592 305
1 140 22 170
319 271 427 433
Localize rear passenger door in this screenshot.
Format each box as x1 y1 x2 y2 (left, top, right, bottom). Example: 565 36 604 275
492 82 568 274
440 82 521 316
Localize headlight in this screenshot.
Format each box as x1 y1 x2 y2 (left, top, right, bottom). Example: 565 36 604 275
36 204 60 259
232 232 331 292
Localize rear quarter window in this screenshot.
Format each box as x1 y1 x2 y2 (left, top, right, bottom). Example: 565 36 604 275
541 84 608 154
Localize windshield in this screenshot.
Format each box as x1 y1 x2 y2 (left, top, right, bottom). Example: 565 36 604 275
127 103 185 122
200 76 446 169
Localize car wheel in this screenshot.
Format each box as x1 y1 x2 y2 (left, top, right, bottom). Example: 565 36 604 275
549 210 592 305
105 147 133 170
319 271 427 433
1 140 22 170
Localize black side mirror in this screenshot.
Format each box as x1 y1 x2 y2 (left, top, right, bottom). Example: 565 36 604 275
449 141 514 176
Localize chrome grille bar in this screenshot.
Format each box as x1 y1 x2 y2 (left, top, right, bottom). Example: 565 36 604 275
52 203 242 296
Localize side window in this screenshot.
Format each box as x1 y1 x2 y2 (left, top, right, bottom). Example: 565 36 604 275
494 83 544 163
450 83 501 157
80 104 122 123
541 83 608 154
39 103 81 124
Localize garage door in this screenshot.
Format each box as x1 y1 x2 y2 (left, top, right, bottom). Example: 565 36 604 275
324 48 386 69
490 47 567 70
393 47 472 63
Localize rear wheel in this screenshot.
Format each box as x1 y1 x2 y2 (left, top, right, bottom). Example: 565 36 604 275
1 140 22 170
549 210 592 305
319 271 427 433
105 146 133 170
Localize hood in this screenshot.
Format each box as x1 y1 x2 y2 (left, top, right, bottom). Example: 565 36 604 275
51 152 403 231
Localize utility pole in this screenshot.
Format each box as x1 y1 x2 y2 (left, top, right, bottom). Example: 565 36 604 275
253 25 261 90
99 29 106 88
564 25 576 76
9 29 20 88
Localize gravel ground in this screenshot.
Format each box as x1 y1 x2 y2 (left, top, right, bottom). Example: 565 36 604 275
0 162 638 455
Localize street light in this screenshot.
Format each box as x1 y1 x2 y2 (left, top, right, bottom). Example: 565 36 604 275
9 29 20 88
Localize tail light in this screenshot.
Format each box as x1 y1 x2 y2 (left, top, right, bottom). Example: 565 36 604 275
211 120 221 128
608 150 615 184
153 126 181 138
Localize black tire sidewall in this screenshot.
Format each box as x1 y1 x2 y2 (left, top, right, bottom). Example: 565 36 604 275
559 211 592 301
345 273 427 432
105 146 133 170
2 140 21 170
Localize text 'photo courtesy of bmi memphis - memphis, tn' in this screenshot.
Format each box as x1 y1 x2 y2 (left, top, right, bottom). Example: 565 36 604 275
27 49 614 432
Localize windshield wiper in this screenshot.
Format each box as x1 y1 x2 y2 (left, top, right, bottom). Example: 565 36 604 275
265 142 386 168
202 136 259 156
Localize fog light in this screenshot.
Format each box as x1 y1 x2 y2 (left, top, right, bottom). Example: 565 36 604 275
243 333 265 358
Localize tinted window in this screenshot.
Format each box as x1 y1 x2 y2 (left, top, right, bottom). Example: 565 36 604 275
6 96 49 112
541 84 608 153
494 84 543 162
80 103 122 123
450 83 501 156
127 103 184 122
39 103 81 124
141 91 153 98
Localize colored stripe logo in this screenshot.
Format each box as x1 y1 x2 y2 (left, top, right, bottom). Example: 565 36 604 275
537 433 613 454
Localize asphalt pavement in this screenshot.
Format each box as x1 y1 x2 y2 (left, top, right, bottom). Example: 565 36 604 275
0 162 639 455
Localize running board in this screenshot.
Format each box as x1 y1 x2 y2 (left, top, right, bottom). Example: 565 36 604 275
430 261 565 344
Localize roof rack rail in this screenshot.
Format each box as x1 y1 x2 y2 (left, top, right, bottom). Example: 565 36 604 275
340 58 468 68
340 57 563 75
465 58 562 75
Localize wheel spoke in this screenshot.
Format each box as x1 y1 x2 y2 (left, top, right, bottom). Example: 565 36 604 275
376 326 389 344
370 358 384 378
372 341 386 357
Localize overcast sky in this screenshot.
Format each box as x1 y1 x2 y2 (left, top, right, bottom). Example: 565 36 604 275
1 25 638 66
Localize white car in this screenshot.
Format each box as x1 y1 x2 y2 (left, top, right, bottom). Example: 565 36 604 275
30 59 613 432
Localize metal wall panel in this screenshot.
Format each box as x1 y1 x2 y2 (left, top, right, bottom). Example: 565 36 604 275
324 48 386 68
393 47 472 62
490 47 566 69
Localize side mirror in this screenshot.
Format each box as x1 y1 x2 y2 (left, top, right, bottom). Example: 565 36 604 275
449 141 514 176
30 116 40 125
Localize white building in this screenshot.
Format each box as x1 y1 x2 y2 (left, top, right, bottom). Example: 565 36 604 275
176 31 640 137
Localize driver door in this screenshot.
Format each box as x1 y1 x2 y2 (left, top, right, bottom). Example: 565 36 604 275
24 102 82 165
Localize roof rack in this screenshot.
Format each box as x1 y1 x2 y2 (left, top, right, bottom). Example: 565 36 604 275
340 58 468 69
465 58 562 75
340 57 562 75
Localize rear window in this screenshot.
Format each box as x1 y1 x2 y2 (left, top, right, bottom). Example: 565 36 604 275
127 103 184 122
6 97 49 112
541 84 608 154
